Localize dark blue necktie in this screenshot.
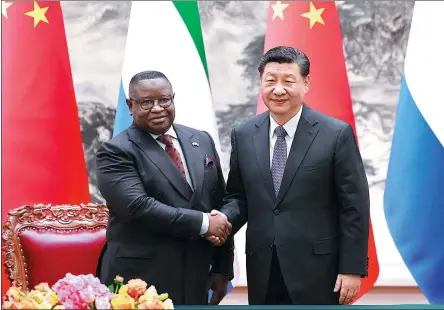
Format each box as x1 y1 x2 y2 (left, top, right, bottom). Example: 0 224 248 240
271 126 287 196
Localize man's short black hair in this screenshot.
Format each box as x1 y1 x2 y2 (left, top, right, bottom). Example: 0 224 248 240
258 46 310 77
129 70 172 88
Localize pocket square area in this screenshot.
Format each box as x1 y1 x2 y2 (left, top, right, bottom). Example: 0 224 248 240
204 155 214 166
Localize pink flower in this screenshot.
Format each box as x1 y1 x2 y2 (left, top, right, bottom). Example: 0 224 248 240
79 287 95 304
95 296 111 309
52 273 112 310
126 279 147 300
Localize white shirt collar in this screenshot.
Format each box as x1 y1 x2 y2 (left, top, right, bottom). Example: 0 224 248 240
269 105 303 139
150 126 177 141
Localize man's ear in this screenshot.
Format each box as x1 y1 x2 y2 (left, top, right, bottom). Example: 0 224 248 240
304 74 311 92
126 99 133 115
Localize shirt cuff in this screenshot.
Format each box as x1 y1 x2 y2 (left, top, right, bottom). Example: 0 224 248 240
199 212 209 235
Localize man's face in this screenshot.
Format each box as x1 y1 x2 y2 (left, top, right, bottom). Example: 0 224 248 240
260 62 309 119
127 78 175 135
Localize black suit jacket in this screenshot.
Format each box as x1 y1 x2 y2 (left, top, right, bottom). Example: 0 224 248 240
95 123 234 305
220 105 370 305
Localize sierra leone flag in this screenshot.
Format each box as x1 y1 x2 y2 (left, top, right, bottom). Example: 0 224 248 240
113 1 220 149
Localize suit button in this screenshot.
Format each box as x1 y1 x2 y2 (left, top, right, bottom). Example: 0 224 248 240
273 209 280 215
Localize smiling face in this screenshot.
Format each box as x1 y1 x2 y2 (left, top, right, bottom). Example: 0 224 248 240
126 77 175 135
260 61 310 124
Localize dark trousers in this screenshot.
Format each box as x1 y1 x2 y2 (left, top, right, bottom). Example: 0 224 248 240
264 246 293 305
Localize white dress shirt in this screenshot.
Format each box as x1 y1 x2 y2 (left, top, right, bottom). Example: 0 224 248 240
150 126 209 235
269 105 303 167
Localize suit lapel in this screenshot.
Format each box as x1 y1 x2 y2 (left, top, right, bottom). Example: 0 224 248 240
174 125 204 202
276 106 319 205
253 112 276 202
128 124 193 200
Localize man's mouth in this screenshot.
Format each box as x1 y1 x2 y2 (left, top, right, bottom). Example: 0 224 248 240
271 98 288 104
150 115 168 123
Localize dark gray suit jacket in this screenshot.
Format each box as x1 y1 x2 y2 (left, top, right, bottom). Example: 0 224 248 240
95 123 234 305
220 105 369 305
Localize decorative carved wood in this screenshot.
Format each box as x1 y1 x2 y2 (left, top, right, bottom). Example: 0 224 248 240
1 203 109 292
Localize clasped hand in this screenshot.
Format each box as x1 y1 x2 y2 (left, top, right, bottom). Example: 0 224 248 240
204 210 231 246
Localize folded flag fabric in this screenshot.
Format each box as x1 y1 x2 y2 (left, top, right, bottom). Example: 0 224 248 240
1 1 90 296
384 1 444 304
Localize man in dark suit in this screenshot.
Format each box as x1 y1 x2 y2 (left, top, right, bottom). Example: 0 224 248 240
95 70 234 305
219 46 370 305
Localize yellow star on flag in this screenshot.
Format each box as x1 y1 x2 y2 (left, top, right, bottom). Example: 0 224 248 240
271 1 289 21
301 2 325 29
2 1 13 18
24 1 49 27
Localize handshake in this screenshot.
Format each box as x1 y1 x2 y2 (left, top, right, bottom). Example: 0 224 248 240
204 210 232 246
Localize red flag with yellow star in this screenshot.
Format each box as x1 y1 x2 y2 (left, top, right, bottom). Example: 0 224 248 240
258 1 379 302
1 1 91 295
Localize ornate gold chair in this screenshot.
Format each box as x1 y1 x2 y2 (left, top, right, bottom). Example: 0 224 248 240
1 203 108 292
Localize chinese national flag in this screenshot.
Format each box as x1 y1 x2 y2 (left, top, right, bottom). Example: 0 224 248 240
258 1 379 302
1 1 91 295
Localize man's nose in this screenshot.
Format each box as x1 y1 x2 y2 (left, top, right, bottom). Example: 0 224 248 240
150 101 164 112
273 84 286 95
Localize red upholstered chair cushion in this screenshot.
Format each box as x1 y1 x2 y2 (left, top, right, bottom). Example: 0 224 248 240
2 204 108 292
19 228 106 289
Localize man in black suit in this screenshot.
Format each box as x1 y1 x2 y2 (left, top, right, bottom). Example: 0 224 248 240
218 46 370 305
95 70 233 305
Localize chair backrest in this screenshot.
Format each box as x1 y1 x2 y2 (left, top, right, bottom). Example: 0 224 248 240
1 203 108 292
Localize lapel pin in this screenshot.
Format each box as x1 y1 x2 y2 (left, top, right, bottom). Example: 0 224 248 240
192 142 199 147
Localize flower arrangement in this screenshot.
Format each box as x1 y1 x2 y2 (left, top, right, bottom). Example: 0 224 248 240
2 282 61 309
108 276 173 309
1 274 174 310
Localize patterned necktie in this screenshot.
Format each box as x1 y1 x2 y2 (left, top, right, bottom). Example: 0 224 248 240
271 126 287 196
157 134 186 178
